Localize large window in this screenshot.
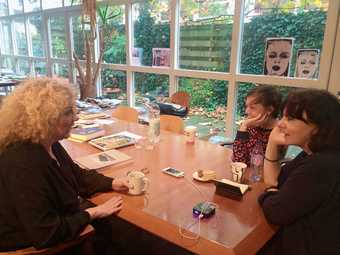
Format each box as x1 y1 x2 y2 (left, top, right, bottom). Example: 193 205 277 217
50 16 67 59
132 1 170 67
13 18 27 55
240 1 328 79
0 0 338 139
179 0 234 72
29 16 44 57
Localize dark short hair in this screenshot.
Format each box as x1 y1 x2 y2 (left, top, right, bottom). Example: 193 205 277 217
284 89 340 152
247 85 282 118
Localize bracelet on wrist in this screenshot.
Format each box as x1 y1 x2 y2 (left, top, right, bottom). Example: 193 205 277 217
264 185 279 192
264 155 281 162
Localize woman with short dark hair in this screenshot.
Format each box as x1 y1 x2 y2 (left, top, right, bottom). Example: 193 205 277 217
258 89 340 255
233 85 282 166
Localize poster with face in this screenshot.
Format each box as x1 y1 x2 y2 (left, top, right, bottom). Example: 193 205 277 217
152 48 170 67
263 38 294 76
295 49 320 79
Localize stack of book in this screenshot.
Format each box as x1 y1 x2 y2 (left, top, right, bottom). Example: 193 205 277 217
78 108 109 120
69 126 105 142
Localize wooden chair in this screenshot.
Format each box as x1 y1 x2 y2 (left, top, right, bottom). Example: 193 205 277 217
170 91 191 110
160 115 184 134
0 225 95 255
112 106 139 123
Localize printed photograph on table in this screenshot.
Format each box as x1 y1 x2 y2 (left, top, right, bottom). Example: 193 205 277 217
263 38 294 77
295 49 320 79
89 131 142 151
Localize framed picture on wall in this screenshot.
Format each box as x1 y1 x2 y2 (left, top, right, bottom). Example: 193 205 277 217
295 49 320 79
263 38 294 77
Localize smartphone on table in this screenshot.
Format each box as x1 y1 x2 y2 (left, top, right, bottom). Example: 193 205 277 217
162 167 185 177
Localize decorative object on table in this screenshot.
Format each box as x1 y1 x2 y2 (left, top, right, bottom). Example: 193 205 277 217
263 37 294 77
295 49 320 79
73 0 121 99
75 149 131 170
89 131 142 150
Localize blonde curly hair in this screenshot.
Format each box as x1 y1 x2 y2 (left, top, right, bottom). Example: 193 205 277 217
0 77 75 152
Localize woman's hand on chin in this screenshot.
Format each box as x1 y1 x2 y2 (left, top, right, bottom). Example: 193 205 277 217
240 112 269 131
268 126 286 146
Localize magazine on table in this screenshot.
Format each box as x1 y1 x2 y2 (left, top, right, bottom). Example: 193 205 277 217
75 149 132 170
89 131 142 151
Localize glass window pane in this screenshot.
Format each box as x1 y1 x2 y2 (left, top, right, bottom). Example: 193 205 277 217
34 61 46 77
42 0 62 9
179 0 234 72
52 63 69 78
241 1 328 79
64 0 82 6
0 56 15 72
101 69 127 104
14 18 28 56
132 1 170 67
0 0 9 16
72 16 85 60
24 0 40 12
134 73 169 104
0 21 13 54
178 77 227 138
17 59 30 75
29 16 44 57
99 5 126 64
11 0 23 14
50 16 67 59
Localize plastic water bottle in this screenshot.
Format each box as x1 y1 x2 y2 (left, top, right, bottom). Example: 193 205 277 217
146 101 160 145
250 141 264 183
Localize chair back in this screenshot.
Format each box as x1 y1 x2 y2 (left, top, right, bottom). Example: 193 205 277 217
112 106 138 123
170 91 190 110
0 225 95 255
160 115 184 134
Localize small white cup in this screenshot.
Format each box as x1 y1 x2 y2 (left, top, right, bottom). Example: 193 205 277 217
127 171 149 195
184 126 197 144
231 162 247 183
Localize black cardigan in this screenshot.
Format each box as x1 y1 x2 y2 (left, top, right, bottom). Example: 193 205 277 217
0 141 113 251
258 150 340 255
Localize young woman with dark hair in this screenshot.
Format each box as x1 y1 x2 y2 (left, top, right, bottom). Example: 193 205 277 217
258 89 340 255
233 85 282 166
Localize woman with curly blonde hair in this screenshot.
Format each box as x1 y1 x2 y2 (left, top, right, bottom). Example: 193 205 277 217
0 77 131 253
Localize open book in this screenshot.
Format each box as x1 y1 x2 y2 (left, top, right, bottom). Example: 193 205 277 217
75 149 131 170
89 131 142 151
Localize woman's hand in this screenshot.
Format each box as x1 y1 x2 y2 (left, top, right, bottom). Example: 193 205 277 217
85 196 123 220
239 112 269 131
268 125 286 146
112 177 131 191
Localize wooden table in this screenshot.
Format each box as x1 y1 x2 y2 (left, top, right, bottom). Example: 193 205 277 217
61 120 277 255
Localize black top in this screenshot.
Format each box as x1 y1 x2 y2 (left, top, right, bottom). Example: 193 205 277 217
258 150 340 255
0 141 113 251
